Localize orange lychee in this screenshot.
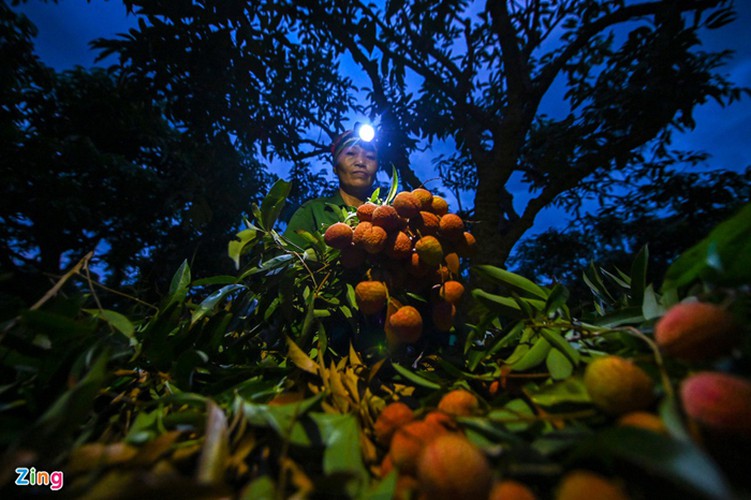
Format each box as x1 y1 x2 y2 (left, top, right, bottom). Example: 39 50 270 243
489 480 538 500
372 204 401 233
415 235 443 267
431 196 449 216
393 191 422 219
355 281 387 315
417 434 492 500
410 211 440 236
556 470 628 500
323 222 354 249
456 231 477 257
356 202 377 222
384 231 412 260
444 252 460 274
439 213 465 241
616 411 666 434
374 402 415 447
387 306 423 344
439 280 464 304
353 221 373 247
584 356 654 415
411 188 434 210
361 225 388 254
438 389 479 417
655 301 739 362
390 420 445 474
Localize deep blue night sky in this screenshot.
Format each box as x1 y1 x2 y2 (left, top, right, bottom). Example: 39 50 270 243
13 0 751 236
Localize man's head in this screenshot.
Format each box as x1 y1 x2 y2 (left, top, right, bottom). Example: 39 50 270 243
330 128 378 199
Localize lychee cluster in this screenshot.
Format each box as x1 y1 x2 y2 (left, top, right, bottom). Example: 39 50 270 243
324 188 475 344
374 390 505 499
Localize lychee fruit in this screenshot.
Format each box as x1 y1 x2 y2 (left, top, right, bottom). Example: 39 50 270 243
583 356 654 415
415 235 443 266
431 196 449 216
680 371 751 437
444 252 460 274
353 221 372 247
390 420 446 474
456 231 477 257
355 281 387 315
439 280 464 304
374 402 415 446
387 306 423 344
361 225 388 254
393 191 422 219
439 213 465 241
616 411 666 434
356 202 377 222
556 470 628 500
372 204 401 233
417 434 492 500
384 231 412 260
323 222 353 249
655 301 739 362
438 389 479 417
411 188 434 210
489 480 537 500
410 211 440 236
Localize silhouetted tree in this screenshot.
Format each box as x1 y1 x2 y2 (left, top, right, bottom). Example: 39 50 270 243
509 166 751 302
308 0 747 266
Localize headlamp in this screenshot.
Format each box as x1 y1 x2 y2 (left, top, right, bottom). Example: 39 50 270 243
356 122 375 142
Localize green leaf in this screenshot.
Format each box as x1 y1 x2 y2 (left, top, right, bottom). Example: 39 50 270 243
310 413 368 496
166 260 191 307
84 309 135 341
191 284 246 325
472 289 547 318
228 228 259 269
260 179 292 231
641 284 664 320
487 399 535 432
192 275 240 286
362 471 397 500
663 203 751 290
544 284 570 317
539 328 580 365
240 476 276 500
384 165 399 204
591 306 645 327
546 348 574 380
529 377 591 407
241 394 324 446
473 265 549 300
509 337 551 371
391 363 442 390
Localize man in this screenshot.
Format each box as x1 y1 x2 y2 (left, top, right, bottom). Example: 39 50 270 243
284 127 378 247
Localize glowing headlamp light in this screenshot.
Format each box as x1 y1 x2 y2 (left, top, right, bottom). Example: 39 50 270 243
355 122 375 142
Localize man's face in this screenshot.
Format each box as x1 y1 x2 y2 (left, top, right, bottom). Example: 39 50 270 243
334 143 378 193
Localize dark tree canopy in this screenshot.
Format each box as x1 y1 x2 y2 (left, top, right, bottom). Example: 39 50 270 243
1 2 275 299
509 166 751 302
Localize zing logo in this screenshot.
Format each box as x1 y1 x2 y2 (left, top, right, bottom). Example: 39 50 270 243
15 467 64 491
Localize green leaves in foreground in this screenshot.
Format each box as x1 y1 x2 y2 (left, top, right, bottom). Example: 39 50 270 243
663 202 751 290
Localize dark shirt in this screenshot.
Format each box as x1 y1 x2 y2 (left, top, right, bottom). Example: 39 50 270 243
283 191 350 247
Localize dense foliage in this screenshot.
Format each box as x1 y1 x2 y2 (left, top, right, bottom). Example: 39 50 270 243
1 180 749 498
